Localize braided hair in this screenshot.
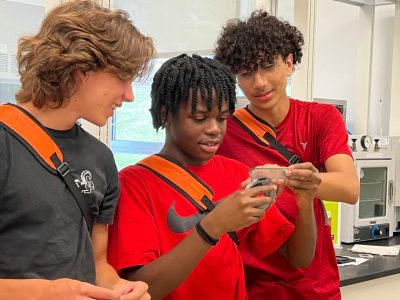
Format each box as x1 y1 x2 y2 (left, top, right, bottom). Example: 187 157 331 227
150 54 236 130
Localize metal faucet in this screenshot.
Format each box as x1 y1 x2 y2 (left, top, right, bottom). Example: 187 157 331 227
374 139 380 152
351 138 357 152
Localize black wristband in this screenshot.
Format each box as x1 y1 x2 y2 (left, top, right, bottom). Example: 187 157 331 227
195 222 219 246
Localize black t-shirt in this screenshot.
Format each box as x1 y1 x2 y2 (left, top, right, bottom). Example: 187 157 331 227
0 121 119 283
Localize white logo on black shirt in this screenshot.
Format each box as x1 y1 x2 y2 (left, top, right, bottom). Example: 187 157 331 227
74 170 95 194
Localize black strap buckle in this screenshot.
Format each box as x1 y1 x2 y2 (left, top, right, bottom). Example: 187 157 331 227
288 155 302 165
201 196 216 212
57 162 71 177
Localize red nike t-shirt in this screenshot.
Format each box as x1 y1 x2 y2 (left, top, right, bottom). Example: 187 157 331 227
217 99 352 300
108 155 294 300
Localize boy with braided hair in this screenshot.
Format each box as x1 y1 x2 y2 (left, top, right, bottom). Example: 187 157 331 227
108 53 321 300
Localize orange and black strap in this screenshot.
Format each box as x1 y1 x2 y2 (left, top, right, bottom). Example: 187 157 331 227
137 154 215 212
0 104 63 170
232 108 302 165
0 104 94 233
137 154 239 245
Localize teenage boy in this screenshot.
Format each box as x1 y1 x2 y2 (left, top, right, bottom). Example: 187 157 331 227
107 54 321 300
214 10 359 300
0 1 155 299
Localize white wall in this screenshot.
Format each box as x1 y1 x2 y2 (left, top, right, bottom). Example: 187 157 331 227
313 0 359 133
313 0 396 135
368 5 395 136
389 3 400 136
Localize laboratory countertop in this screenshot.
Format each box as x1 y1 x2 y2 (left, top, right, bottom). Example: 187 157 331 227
336 233 400 286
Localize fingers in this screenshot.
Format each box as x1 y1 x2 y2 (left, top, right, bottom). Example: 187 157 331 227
244 184 277 213
286 162 318 176
112 279 150 300
259 163 281 168
245 183 277 197
250 195 275 209
285 178 319 190
120 282 149 300
80 282 118 299
120 291 151 300
209 184 278 233
286 163 320 184
284 163 321 200
240 177 251 189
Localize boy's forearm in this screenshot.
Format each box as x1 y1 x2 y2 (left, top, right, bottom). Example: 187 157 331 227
285 201 316 268
317 171 359 204
0 279 47 300
95 259 122 289
122 229 212 300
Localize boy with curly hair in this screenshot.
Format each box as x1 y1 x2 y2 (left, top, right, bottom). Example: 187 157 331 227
214 10 359 300
0 1 154 299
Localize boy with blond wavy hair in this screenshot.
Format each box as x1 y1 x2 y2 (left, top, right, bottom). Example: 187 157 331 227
0 1 154 299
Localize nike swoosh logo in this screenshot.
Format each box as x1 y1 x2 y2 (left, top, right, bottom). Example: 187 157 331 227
167 202 207 233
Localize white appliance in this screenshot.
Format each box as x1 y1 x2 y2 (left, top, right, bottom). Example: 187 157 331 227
341 135 396 243
313 98 347 123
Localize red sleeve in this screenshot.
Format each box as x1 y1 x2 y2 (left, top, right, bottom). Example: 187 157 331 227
238 204 295 257
316 105 352 164
107 166 159 271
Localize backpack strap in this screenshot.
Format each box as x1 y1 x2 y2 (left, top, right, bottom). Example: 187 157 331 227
137 154 239 245
232 108 302 165
0 104 94 233
138 154 214 212
0 104 64 169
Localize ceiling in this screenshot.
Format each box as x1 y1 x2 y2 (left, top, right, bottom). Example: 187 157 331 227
3 0 45 7
334 0 399 6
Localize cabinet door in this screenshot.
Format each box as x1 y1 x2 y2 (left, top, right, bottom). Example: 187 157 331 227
355 159 394 227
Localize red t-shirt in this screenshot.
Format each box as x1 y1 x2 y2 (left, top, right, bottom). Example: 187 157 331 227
217 99 352 300
108 155 293 300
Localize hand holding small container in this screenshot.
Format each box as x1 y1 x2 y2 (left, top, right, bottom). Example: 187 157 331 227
245 167 288 210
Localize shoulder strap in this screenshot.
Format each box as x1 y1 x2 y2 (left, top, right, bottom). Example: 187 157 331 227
137 154 215 212
0 104 94 233
137 154 239 244
232 108 302 165
0 104 64 169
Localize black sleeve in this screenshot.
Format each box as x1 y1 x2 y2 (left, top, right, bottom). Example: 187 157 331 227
96 148 120 224
0 127 11 197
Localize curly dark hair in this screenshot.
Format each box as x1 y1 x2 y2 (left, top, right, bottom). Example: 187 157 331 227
150 54 236 131
16 0 155 108
214 10 304 74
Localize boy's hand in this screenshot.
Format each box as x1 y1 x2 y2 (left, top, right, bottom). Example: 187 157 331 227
112 279 150 300
241 164 286 195
284 162 321 209
38 278 119 300
201 184 277 239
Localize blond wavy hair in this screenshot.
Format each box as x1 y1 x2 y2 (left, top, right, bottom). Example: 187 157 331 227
16 0 155 108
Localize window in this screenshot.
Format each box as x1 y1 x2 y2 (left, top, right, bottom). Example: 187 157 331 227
0 81 19 104
110 0 250 170
110 59 167 170
0 0 44 104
